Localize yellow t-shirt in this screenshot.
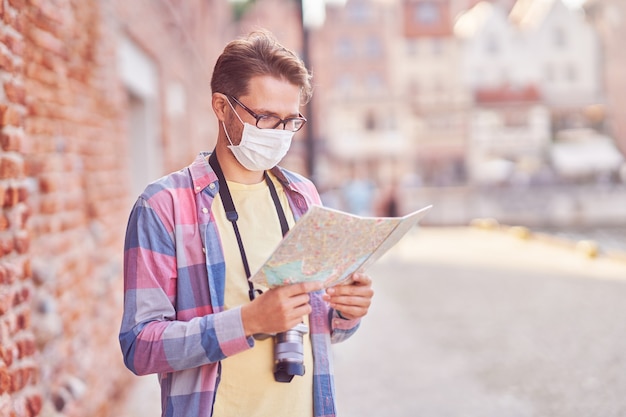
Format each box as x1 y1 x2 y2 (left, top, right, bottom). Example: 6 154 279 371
211 172 314 417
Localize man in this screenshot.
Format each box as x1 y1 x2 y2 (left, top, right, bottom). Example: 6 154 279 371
120 30 374 417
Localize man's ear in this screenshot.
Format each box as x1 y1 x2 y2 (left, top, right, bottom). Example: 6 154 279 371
212 93 229 122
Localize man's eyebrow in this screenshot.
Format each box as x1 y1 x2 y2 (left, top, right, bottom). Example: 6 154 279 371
255 106 300 118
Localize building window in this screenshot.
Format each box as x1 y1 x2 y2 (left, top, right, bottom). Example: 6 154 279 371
348 1 371 23
554 27 566 48
336 74 354 95
545 63 554 82
406 39 418 56
365 110 376 131
365 36 382 58
366 72 384 92
336 37 353 58
413 1 440 25
566 64 578 83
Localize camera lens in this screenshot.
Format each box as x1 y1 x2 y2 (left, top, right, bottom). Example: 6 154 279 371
273 322 308 383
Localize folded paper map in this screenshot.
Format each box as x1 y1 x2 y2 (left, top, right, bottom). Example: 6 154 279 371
250 204 432 288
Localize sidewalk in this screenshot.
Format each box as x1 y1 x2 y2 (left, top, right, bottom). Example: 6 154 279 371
333 226 626 416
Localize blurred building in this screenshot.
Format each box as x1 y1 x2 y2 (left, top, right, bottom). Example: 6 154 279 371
455 0 603 183
398 0 469 186
469 85 550 185
310 0 470 194
310 0 408 190
585 0 626 156
302 0 624 221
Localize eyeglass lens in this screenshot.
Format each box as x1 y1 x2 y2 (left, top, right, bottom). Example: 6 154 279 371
256 115 305 131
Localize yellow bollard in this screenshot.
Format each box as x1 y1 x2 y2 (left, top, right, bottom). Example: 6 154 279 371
470 218 500 230
576 240 599 258
509 226 531 240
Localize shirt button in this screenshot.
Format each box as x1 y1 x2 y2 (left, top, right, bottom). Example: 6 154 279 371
202 247 206 254
195 186 201 191
209 183 216 190
202 208 208 214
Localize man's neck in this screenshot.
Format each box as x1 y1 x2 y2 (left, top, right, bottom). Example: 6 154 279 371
214 146 265 185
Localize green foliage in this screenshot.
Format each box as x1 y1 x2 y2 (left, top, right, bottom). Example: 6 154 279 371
231 0 258 21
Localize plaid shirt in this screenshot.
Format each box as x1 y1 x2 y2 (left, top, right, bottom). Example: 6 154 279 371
120 152 360 417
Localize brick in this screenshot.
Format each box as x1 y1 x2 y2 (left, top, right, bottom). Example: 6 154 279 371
0 51 14 72
0 292 11 314
40 198 60 214
18 187 26 203
16 338 35 359
26 394 42 417
24 158 44 177
7 0 25 9
4 264 16 284
22 259 30 280
25 63 57 86
0 345 13 367
29 26 66 57
10 9 24 34
0 32 24 56
0 214 8 231
16 311 30 331
0 155 24 179
10 368 26 393
3 82 25 105
0 366 9 395
38 174 59 193
3 187 19 208
0 106 22 127
20 206 30 228
12 286 29 306
0 237 14 256
0 130 23 152
14 233 29 254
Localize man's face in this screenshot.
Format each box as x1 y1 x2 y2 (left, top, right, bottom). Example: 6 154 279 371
225 75 303 146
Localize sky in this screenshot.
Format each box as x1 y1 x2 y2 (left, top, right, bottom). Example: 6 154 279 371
560 0 587 7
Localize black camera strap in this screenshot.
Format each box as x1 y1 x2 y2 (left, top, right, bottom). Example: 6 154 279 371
208 151 289 301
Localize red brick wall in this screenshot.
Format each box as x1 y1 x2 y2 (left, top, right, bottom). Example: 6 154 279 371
0 0 229 416
0 0 44 414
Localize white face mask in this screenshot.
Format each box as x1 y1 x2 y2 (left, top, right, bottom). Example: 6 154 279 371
223 99 295 171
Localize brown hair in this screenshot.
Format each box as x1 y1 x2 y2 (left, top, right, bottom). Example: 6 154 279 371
210 30 313 104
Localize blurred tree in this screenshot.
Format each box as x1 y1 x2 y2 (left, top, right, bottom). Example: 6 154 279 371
232 0 258 20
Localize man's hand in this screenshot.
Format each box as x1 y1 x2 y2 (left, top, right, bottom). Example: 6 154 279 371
323 272 374 320
241 281 324 337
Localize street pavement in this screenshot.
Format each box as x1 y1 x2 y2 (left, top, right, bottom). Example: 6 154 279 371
118 226 626 417
333 226 626 417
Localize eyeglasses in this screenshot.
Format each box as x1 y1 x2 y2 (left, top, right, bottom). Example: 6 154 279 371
228 95 307 132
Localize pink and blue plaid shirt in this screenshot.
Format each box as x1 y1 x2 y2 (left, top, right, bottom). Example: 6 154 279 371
120 152 360 417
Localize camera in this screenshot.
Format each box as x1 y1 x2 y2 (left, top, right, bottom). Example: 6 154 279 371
273 322 308 383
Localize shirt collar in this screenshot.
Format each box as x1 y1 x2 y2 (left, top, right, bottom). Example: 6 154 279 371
189 152 218 194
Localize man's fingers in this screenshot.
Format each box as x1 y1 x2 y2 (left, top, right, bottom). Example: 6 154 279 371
279 280 324 296
351 272 372 286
